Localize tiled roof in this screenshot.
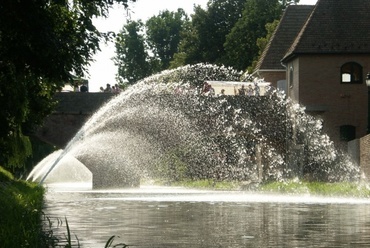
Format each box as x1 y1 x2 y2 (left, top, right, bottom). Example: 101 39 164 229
255 5 314 71
282 0 370 62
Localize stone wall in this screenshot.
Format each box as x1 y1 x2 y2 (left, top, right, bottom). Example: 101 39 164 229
35 92 115 148
53 92 115 114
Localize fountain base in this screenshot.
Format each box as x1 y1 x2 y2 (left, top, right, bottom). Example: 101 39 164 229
91 168 140 189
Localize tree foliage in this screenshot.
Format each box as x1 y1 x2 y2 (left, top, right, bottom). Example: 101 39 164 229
115 9 189 83
223 0 282 71
114 20 154 84
173 0 298 71
249 19 280 72
115 0 300 81
0 0 133 169
172 0 246 67
146 9 189 70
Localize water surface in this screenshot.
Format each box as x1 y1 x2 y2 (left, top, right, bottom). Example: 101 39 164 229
43 184 370 247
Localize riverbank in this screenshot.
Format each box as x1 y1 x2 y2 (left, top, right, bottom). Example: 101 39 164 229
0 167 127 248
0 166 47 247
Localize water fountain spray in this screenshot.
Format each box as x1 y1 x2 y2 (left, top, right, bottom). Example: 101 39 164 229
27 64 360 188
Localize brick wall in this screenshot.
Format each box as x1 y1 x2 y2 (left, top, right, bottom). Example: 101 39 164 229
290 54 369 149
256 71 286 89
347 134 370 179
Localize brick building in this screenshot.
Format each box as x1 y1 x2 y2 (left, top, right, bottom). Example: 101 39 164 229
254 0 370 150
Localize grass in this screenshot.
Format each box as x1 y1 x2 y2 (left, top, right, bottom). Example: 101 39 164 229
259 180 370 197
168 178 239 190
0 166 46 247
0 166 130 247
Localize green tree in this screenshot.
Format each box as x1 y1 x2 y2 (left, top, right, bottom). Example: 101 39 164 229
249 19 280 72
169 19 201 68
146 9 189 70
171 8 203 66
114 20 153 84
253 0 299 62
0 0 133 170
172 0 247 67
223 0 283 71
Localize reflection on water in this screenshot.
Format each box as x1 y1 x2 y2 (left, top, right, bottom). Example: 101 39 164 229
43 185 370 248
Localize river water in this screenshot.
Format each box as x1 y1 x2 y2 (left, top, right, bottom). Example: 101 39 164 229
43 184 370 248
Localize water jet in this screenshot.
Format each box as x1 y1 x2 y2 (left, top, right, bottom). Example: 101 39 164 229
27 64 360 189
31 64 370 248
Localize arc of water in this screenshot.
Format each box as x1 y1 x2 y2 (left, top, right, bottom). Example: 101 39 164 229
31 64 360 185
38 128 85 184
38 148 68 184
36 88 128 184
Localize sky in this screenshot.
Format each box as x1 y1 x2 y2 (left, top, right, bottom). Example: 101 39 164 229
87 0 318 92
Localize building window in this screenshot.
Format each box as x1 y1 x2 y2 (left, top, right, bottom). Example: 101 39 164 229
341 62 362 84
289 65 294 88
340 125 356 141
